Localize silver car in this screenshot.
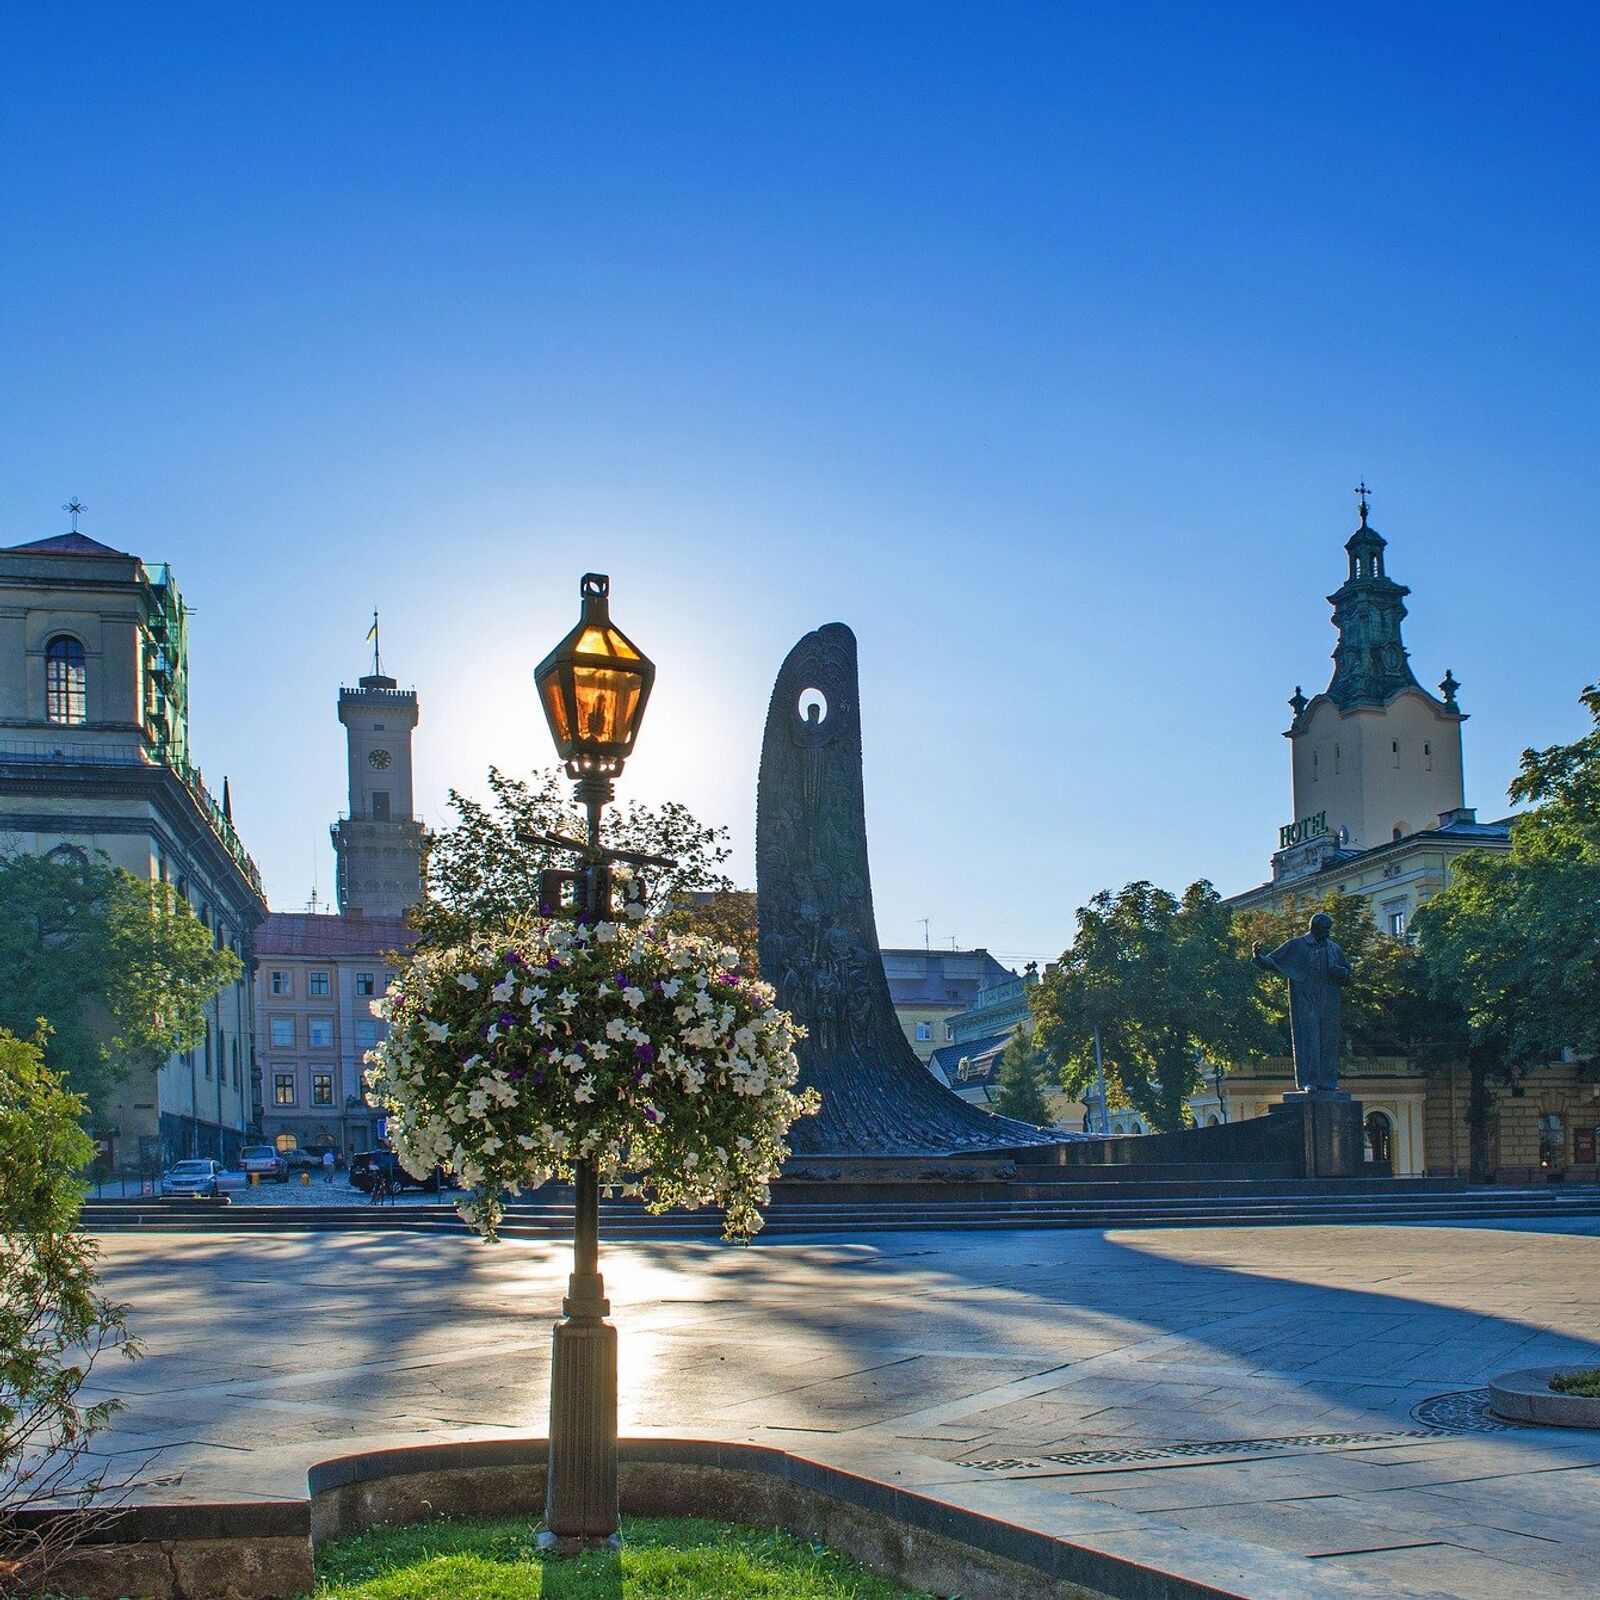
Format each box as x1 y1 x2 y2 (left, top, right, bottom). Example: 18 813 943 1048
239 1144 289 1182
161 1158 223 1198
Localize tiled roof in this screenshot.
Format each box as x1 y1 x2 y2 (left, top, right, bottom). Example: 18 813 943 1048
256 911 415 957
1 531 132 557
928 1031 1012 1078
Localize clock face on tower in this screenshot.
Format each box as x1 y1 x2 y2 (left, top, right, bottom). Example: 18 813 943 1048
368 749 393 770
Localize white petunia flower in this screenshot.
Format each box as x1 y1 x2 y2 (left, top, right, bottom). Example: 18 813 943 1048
423 1020 450 1042
456 973 480 990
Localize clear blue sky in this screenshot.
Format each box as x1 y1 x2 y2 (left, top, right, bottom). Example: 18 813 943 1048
3 3 1595 965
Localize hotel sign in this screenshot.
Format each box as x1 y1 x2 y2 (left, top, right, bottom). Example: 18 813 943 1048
1279 810 1329 850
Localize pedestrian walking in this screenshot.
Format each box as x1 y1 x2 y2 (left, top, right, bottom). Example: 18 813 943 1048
323 1148 336 1184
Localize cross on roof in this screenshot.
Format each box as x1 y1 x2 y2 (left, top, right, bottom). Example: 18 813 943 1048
62 499 86 530
1353 480 1372 525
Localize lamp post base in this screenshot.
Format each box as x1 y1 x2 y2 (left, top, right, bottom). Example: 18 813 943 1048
543 1296 619 1543
537 1530 623 1556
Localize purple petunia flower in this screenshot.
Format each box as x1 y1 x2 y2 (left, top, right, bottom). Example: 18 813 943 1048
644 1105 661 1124
546 957 562 971
500 1011 516 1026
532 1068 546 1087
508 1066 526 1082
504 951 524 967
634 1043 656 1064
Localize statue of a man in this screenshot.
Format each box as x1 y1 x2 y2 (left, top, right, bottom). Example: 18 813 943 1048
1253 912 1353 1092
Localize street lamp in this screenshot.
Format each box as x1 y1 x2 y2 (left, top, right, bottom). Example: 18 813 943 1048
533 572 655 1552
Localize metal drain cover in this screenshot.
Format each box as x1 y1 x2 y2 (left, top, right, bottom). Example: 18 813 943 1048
1409 1388 1509 1433
962 1427 1453 1473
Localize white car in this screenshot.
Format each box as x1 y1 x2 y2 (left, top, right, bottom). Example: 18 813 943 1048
162 1159 224 1198
239 1145 288 1182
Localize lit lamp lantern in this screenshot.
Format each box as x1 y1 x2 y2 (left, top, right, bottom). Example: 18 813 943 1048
535 573 655 795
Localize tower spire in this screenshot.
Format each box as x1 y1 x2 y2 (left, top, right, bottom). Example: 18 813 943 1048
1325 494 1418 709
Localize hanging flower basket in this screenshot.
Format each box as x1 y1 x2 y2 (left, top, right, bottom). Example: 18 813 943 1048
365 913 816 1239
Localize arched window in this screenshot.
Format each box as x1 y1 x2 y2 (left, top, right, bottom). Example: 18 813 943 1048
1364 1111 1394 1166
45 635 87 725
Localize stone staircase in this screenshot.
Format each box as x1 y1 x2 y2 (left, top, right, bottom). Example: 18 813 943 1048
81 1180 1600 1238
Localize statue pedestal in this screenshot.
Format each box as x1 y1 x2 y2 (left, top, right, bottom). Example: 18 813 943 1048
1269 1092 1363 1178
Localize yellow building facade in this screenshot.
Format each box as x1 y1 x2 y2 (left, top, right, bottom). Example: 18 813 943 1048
1210 501 1597 1179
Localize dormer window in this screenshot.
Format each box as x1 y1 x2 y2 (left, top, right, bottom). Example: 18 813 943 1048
45 635 87 725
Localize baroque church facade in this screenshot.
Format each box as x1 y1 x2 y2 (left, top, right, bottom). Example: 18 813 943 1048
1202 498 1595 1181
0 523 267 1169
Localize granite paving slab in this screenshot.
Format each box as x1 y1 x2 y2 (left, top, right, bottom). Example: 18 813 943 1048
78 1217 1600 1599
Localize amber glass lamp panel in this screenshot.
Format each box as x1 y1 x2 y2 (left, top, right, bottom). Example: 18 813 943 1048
573 667 643 747
540 675 574 749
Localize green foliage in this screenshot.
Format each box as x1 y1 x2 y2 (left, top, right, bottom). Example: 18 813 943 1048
990 1029 1054 1126
415 767 739 953
1234 891 1466 1063
0 1030 138 1578
1033 880 1268 1131
1414 677 1600 1068
315 1514 931 1598
1549 1369 1600 1399
0 853 242 1115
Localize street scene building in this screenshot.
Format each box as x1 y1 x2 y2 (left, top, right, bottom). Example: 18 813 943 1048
253 651 424 1157
0 525 267 1168
1225 494 1512 927
1208 503 1595 1179
254 912 408 1158
882 946 1014 1061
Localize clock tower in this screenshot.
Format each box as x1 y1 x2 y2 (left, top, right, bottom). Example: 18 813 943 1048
330 663 424 917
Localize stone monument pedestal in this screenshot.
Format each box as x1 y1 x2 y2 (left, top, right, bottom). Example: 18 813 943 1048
1269 1091 1364 1178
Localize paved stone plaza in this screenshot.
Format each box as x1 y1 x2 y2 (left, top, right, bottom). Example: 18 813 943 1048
85 1218 1600 1599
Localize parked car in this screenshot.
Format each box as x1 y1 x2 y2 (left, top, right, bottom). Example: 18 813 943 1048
161 1159 224 1198
239 1144 289 1182
348 1150 447 1194
282 1147 324 1172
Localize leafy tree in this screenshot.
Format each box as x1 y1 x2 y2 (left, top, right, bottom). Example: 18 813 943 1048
1413 677 1600 1178
0 854 242 1117
415 766 745 957
681 889 760 977
1033 880 1269 1131
0 1028 138 1589
990 1029 1054 1126
1233 890 1464 1061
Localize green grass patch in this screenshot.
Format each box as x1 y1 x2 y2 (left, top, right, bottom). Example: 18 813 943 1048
313 1514 936 1599
1549 1368 1600 1398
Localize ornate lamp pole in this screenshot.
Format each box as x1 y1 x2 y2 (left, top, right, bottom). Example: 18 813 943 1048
532 572 655 1552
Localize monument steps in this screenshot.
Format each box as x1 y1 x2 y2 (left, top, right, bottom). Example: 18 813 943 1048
82 1184 1600 1237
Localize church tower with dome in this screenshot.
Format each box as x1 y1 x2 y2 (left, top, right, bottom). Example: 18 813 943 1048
1226 488 1509 940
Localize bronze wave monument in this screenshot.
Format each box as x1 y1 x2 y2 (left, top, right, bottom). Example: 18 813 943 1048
757 623 1060 1158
